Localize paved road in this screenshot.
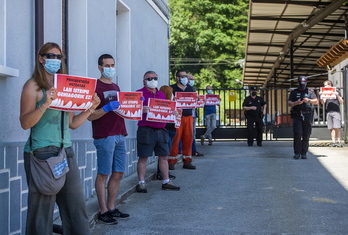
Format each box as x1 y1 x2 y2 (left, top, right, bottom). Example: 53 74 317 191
91 141 348 235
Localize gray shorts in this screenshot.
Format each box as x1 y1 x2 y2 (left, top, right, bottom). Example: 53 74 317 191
137 126 169 157
327 112 341 129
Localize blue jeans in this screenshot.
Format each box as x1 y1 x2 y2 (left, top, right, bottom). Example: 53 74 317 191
94 135 127 175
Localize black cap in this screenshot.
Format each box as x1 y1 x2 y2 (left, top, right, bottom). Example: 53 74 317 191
298 76 307 83
249 86 258 91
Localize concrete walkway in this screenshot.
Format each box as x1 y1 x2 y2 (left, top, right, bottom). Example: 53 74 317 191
74 140 348 234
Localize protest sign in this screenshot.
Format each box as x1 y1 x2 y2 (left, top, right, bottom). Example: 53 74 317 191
206 94 220 105
49 74 97 111
114 92 143 120
175 109 182 128
175 92 197 109
196 95 206 108
320 87 337 99
146 98 176 123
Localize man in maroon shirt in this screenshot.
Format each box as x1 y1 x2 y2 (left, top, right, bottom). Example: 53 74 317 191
136 71 180 193
88 54 129 225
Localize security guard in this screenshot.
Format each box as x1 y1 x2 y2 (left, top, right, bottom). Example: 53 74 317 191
243 86 267 147
288 76 318 159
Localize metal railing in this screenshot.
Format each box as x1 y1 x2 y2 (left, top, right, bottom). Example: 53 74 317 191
195 87 344 140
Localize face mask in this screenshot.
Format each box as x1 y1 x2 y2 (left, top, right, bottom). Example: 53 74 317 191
298 82 307 90
180 77 188 86
188 80 195 86
43 59 61 74
102 67 116 79
207 90 213 94
146 80 158 89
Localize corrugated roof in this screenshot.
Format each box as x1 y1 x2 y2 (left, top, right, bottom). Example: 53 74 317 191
243 0 348 88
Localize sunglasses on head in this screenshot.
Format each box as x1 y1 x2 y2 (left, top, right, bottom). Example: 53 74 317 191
145 77 158 81
40 53 63 60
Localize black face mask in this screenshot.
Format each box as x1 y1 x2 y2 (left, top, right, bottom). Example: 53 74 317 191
298 83 307 90
251 91 257 96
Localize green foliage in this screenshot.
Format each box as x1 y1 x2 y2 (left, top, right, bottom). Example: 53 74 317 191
169 0 249 89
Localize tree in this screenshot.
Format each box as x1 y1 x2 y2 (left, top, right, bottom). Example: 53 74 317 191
169 0 248 89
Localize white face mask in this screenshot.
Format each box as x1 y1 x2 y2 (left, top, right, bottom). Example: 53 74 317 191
180 77 188 86
102 67 116 79
146 80 158 89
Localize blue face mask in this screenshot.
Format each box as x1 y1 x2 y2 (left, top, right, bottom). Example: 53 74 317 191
207 90 213 94
103 67 116 79
43 59 61 74
188 80 195 86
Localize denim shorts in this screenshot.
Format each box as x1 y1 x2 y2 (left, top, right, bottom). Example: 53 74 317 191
94 135 127 175
137 126 169 157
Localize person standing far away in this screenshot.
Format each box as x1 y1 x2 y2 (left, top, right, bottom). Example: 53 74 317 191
168 70 196 170
288 76 318 159
135 71 180 193
319 80 344 147
20 42 100 234
243 86 267 147
187 74 204 156
200 85 217 146
87 54 130 225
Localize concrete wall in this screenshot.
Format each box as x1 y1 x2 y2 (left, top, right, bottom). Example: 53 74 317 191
0 0 169 234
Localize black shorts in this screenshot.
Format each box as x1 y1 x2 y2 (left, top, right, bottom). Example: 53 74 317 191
137 126 169 157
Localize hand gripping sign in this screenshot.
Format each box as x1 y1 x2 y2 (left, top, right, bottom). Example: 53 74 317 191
320 87 337 99
114 92 143 120
49 74 97 111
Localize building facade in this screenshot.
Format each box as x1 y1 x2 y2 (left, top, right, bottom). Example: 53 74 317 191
0 0 169 233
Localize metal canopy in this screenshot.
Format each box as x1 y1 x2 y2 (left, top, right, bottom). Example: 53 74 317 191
243 0 348 88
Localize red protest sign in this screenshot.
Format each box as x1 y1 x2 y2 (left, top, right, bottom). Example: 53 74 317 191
320 87 337 99
49 74 97 111
175 109 182 128
206 94 220 105
175 92 197 109
146 98 176 123
114 92 143 120
196 95 206 108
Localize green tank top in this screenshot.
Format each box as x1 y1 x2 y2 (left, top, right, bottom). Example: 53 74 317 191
24 89 72 152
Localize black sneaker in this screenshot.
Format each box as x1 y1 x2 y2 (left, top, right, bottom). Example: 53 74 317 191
136 182 147 193
183 162 196 169
194 151 204 157
336 142 343 147
293 154 300 159
301 154 307 159
98 211 118 225
200 135 205 145
329 142 336 147
109 208 130 219
162 180 180 191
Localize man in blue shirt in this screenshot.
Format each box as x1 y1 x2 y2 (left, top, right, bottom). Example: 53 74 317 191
200 85 217 146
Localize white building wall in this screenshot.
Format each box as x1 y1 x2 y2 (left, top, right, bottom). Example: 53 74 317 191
0 0 170 233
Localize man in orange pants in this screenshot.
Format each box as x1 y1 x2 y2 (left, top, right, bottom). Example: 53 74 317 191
168 70 196 170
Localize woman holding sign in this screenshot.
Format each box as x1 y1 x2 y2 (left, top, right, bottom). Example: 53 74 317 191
319 80 344 147
20 42 100 235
